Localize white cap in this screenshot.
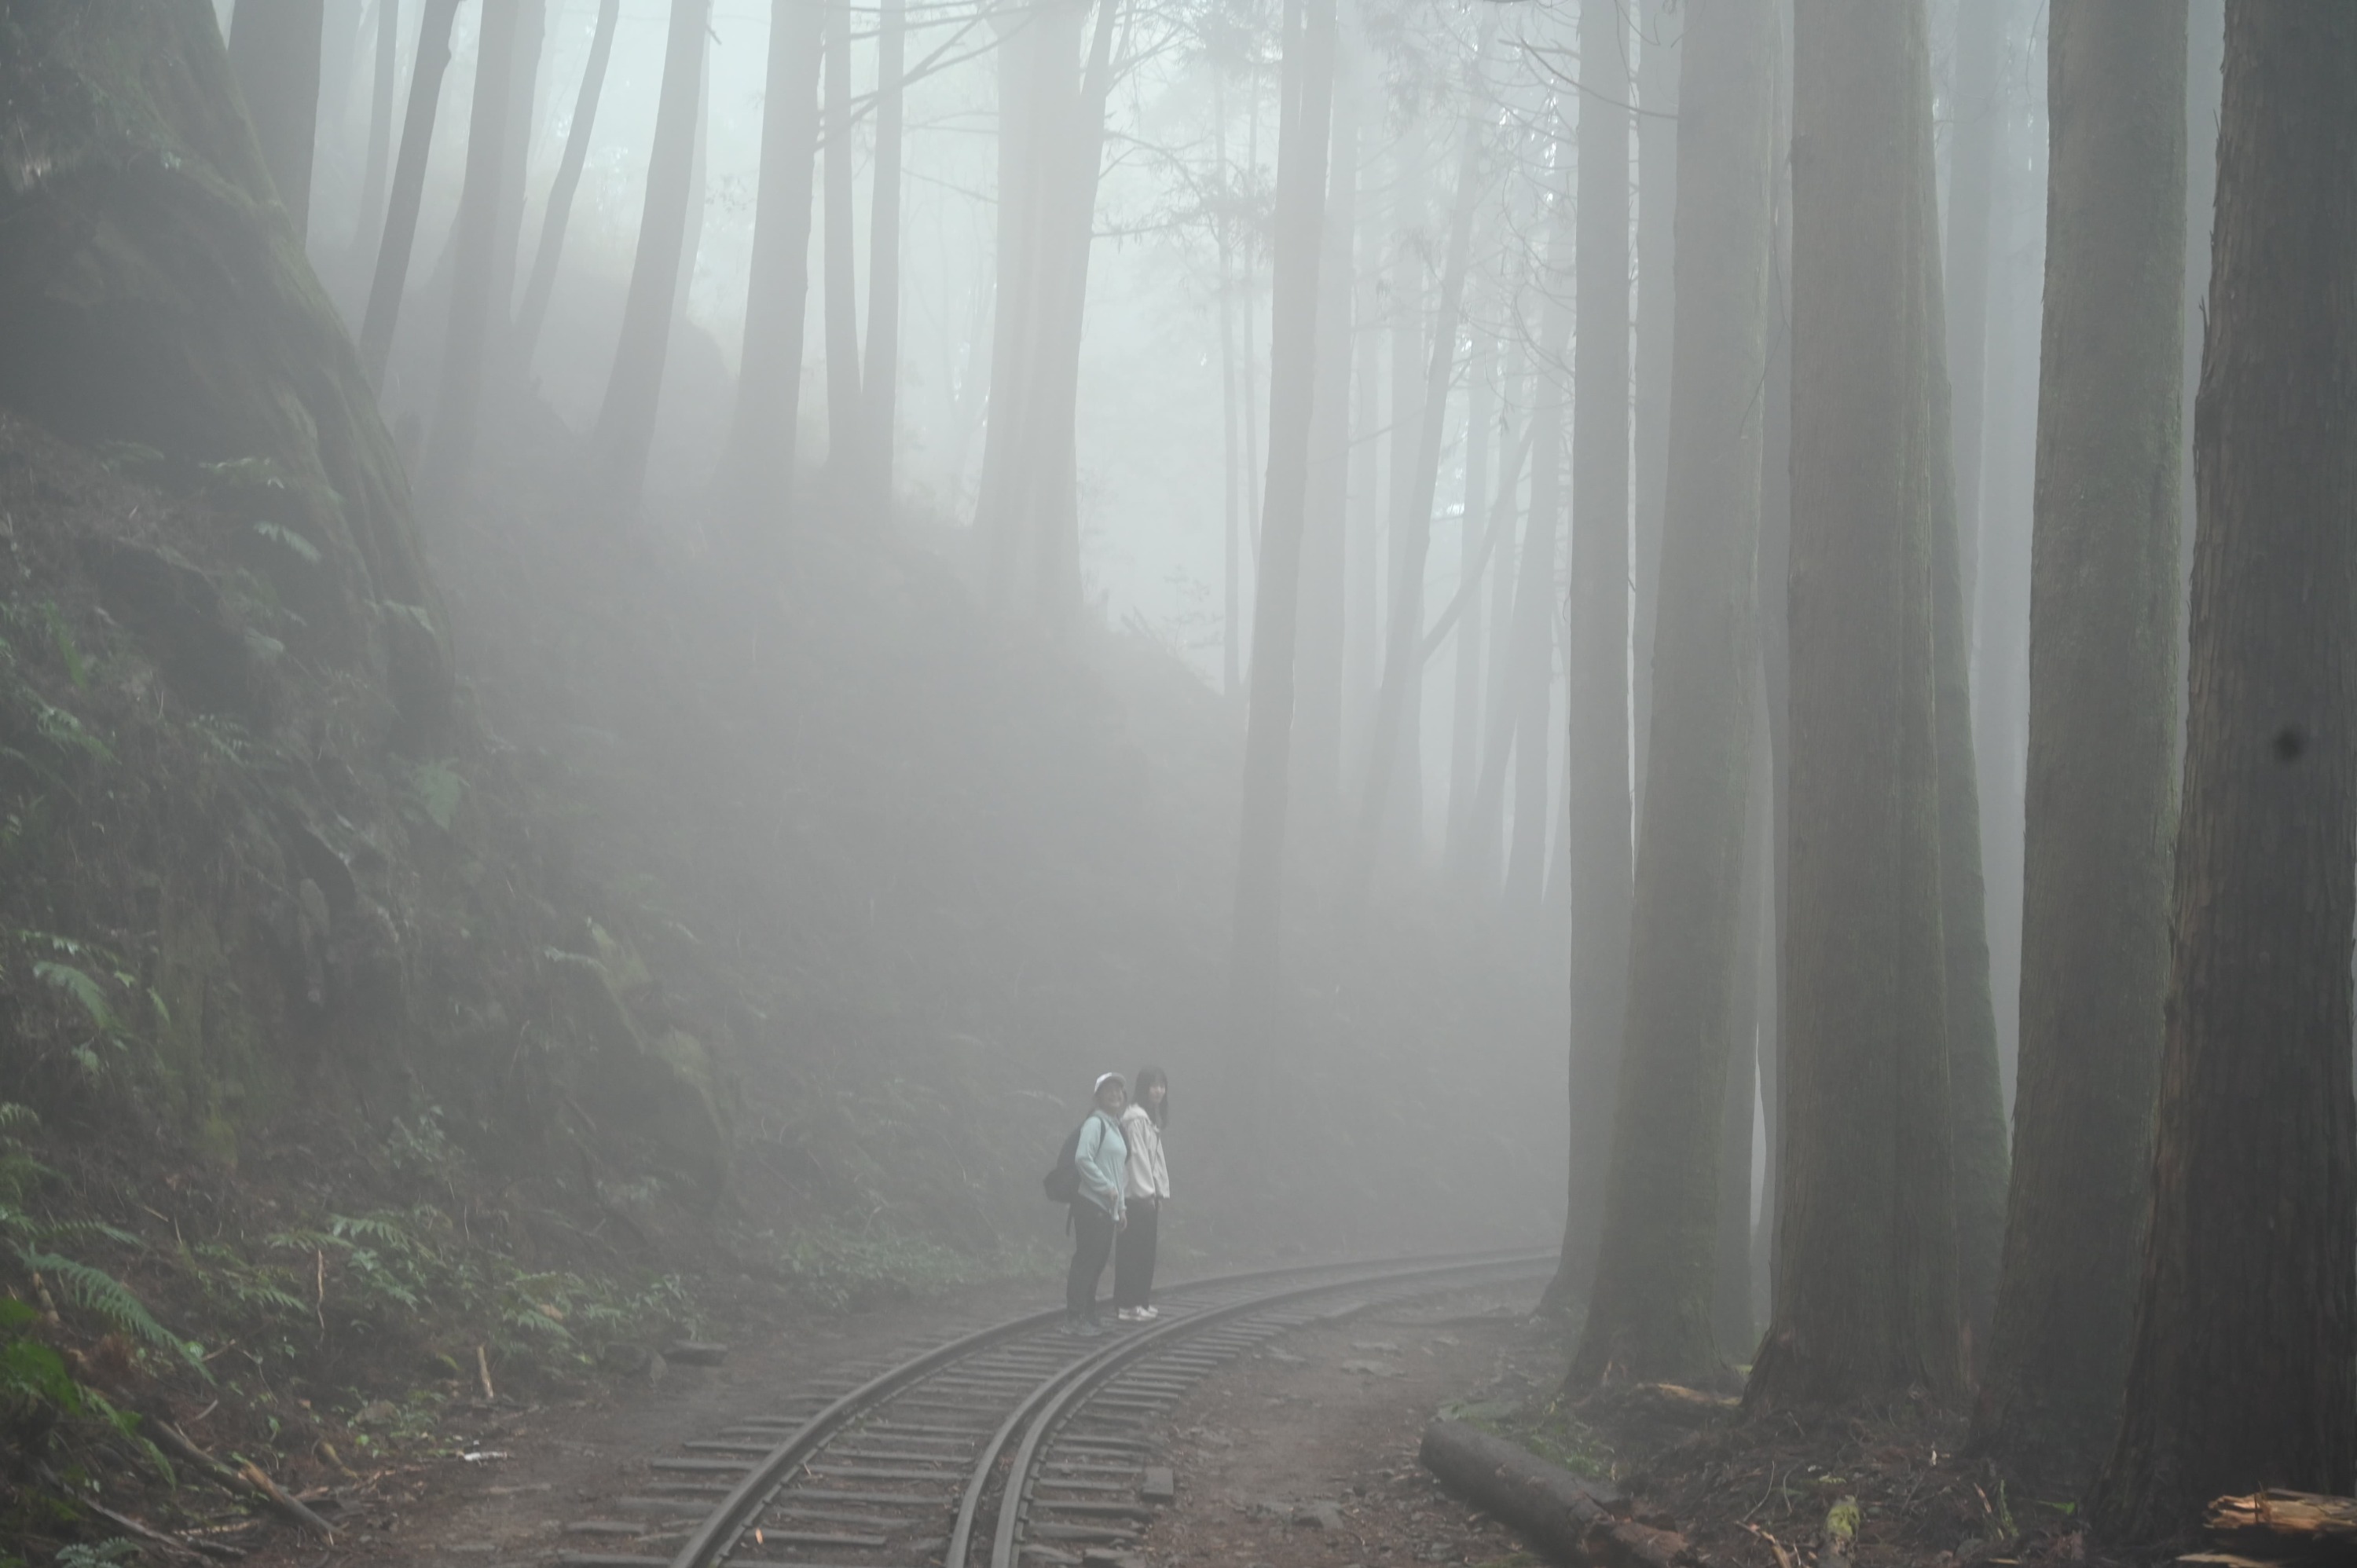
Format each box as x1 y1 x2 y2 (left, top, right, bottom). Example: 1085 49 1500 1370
1094 1072 1126 1094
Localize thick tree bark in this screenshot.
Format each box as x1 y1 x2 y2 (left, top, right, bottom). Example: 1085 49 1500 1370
2092 2 2357 1541
416 0 523 515
1744 0 1959 1411
823 0 861 479
1969 0 2185 1489
1629 0 1677 815
716 0 826 532
1226 0 1337 1110
515 0 620 369
354 0 396 256
1548 0 1635 1311
228 0 326 238
860 0 907 515
581 0 709 528
1566 0 1776 1387
357 0 461 388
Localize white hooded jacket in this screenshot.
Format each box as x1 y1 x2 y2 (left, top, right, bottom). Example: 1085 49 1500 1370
1119 1102 1170 1201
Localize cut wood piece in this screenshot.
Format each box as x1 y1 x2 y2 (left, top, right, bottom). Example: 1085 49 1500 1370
2201 1493 2357 1567
1420 1418 1632 1565
665 1340 730 1365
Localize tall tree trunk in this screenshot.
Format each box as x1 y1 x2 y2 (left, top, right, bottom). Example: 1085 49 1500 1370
1226 0 1338 1116
823 0 862 478
1343 186 1384 785
1969 0 2185 1489
1716 735 1772 1361
1354 65 1486 897
860 0 906 515
2176 0 2224 792
357 0 460 387
229 0 327 239
1447 329 1495 855
1629 0 1677 815
1565 0 1776 1385
1459 335 1529 888
1020 0 1123 625
514 0 619 370
1945 0 2001 618
416 0 522 515
1218 73 1244 698
484 0 545 352
354 0 397 256
1752 78 1791 1328
1548 0 1635 1310
1744 0 1959 1411
1380 137 1428 857
2091 2 2357 1539
1296 38 1361 821
977 9 1050 605
716 0 825 530
581 0 709 528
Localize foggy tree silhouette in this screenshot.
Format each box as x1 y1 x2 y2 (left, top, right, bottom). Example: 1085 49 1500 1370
515 0 622 371
1973 0 2187 1489
823 0 863 483
717 0 826 533
1545 0 1634 1317
1744 0 1960 1411
1628 0 1676 819
1226 0 1336 1128
419 0 524 515
860 0 909 516
1567 0 1776 1390
583 0 711 528
2093 2 2357 1537
359 0 463 389
226 0 324 239
354 0 398 258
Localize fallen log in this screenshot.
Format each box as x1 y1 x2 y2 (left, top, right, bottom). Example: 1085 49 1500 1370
1420 1418 1687 1568
2193 1492 2357 1568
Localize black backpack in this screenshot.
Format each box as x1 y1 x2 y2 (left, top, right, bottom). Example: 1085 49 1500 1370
1042 1117 1091 1203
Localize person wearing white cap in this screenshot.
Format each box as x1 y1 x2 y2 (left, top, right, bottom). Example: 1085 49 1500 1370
1064 1072 1129 1336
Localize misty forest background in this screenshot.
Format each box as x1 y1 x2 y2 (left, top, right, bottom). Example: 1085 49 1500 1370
2 0 2354 1545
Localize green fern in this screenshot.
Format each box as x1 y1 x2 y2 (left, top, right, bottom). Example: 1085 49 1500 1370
17 1250 194 1364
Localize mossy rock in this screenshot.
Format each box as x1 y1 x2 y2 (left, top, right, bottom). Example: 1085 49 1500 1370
555 926 731 1196
0 0 450 749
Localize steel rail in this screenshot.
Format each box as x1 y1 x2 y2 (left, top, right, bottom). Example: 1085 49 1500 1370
667 1247 1543 1568
970 1251 1552 1568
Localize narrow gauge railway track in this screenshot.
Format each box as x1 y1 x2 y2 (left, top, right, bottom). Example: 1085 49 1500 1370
552 1250 1551 1568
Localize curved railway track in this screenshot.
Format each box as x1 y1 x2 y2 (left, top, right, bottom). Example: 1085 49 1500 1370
551 1249 1552 1568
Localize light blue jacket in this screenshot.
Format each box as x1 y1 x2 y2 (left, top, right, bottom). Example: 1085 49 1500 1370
1073 1110 1128 1222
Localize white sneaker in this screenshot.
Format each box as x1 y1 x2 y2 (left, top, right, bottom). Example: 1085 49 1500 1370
1138 1306 1160 1320
1116 1307 1142 1322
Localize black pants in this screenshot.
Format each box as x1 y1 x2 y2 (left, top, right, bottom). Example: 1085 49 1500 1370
1113 1196 1160 1308
1066 1201 1116 1321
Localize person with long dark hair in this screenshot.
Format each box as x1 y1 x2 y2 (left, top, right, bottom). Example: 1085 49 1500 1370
1065 1072 1128 1336
1114 1067 1170 1321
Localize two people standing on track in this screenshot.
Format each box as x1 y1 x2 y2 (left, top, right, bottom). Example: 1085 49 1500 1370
1061 1068 1171 1336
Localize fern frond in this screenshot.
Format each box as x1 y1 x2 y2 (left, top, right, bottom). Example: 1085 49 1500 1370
17 1248 189 1359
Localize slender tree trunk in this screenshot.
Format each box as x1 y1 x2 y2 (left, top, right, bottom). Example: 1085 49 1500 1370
860 0 906 515
515 0 619 370
1945 0 2002 623
1448 329 1494 854
357 0 461 387
1716 735 1772 1361
1354 64 1487 897
484 0 545 348
1460 335 1529 888
1969 0 2185 1489
1217 74 1243 698
2092 2 2357 1538
1021 0 1123 625
1296 35 1361 820
355 0 397 257
977 8 1052 605
1343 189 1383 785
716 0 825 530
1744 0 1959 1411
416 0 522 515
1566 0 1776 1385
1752 85 1791 1328
229 0 327 238
1379 137 1427 857
1629 0 1677 815
823 0 862 478
1226 0 1337 1114
1547 0 1634 1311
582 0 709 528
2176 0 2224 793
